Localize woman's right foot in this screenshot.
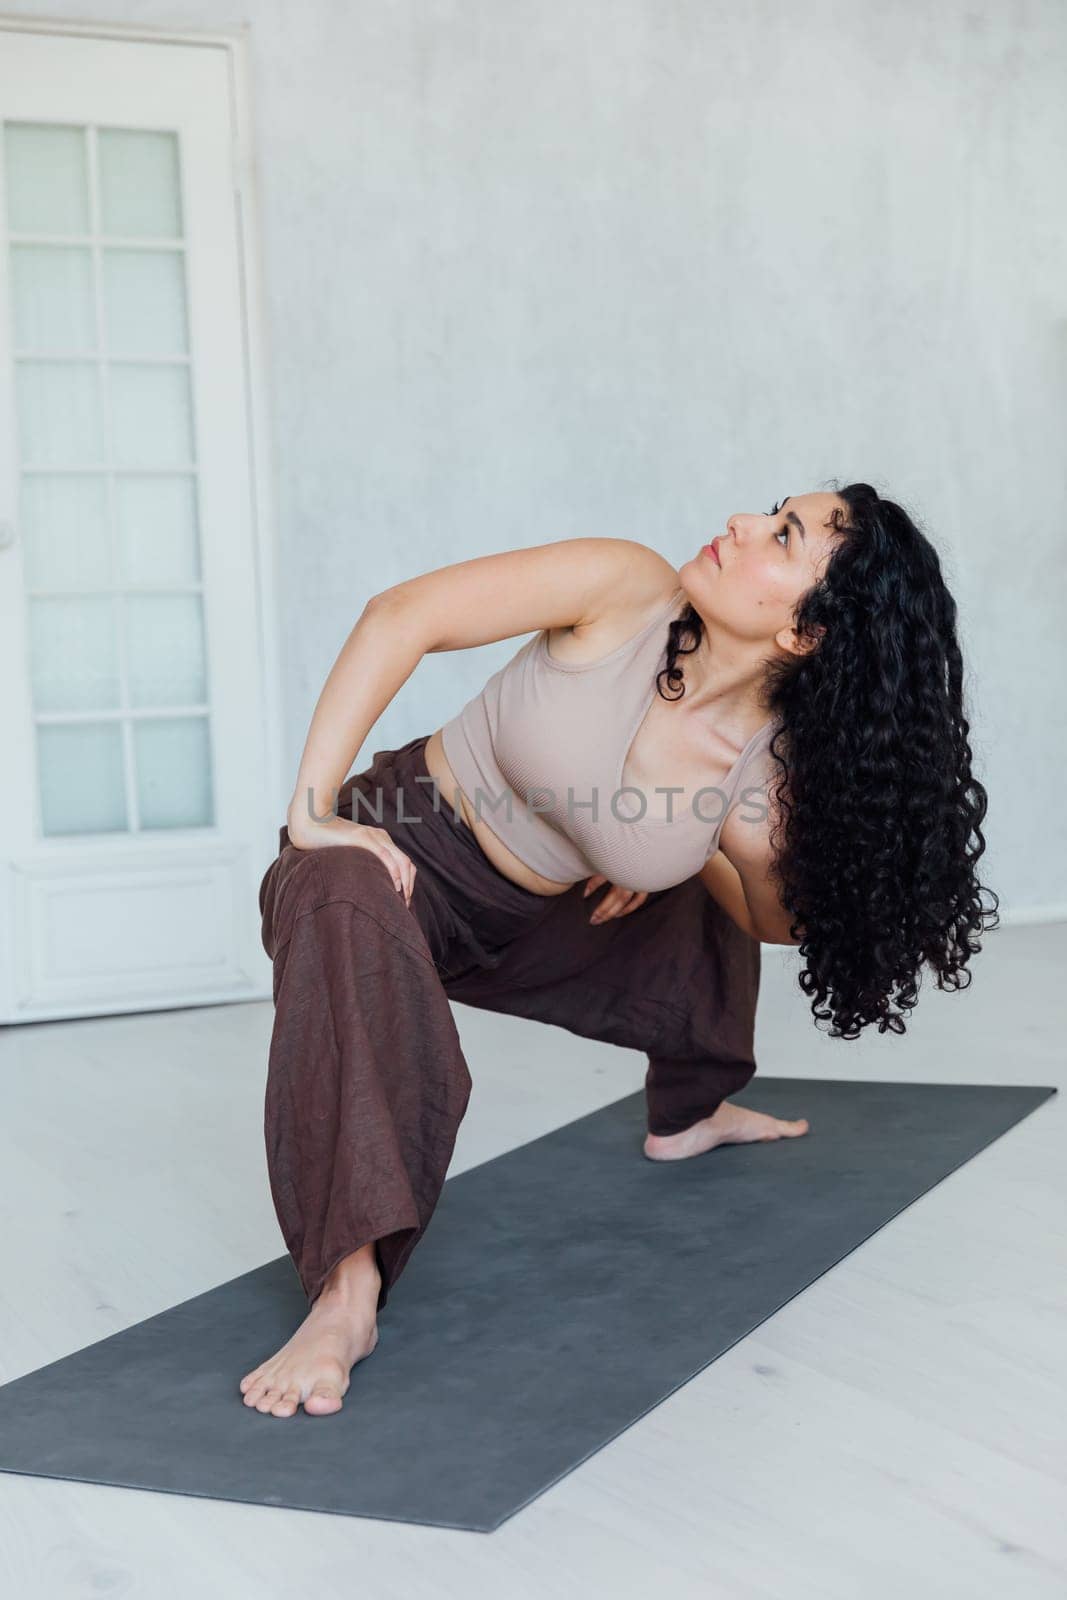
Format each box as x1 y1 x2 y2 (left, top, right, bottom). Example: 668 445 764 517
643 1099 809 1160
239 1246 382 1417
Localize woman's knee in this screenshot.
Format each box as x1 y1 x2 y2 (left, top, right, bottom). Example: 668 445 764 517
260 843 379 952
263 841 433 964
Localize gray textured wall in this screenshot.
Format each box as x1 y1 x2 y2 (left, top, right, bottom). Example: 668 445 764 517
8 0 1065 915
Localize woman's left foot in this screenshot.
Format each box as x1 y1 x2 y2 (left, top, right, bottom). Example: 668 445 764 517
643 1099 809 1161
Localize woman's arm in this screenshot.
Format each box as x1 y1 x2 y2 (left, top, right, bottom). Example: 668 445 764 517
286 535 677 845
698 850 761 939
701 803 803 946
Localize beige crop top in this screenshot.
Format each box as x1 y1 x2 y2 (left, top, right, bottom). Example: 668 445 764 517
439 585 777 893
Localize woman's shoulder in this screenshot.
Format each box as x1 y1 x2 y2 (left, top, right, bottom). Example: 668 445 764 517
544 544 684 666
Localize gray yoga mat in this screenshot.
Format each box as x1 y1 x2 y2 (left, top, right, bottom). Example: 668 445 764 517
0 1076 1055 1531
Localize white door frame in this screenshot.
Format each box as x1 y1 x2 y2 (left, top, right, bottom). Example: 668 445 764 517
0 15 284 1020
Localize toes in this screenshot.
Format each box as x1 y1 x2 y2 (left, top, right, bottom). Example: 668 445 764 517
269 1388 300 1417
762 1118 809 1140
239 1369 264 1393
304 1386 343 1415
242 1375 303 1416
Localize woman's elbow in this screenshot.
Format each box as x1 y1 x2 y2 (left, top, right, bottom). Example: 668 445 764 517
754 915 804 947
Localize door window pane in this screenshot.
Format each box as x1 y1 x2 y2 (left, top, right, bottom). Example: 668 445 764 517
4 122 89 235
37 722 128 836
11 244 95 352
16 360 104 463
98 129 182 238
102 247 189 356
115 475 200 586
21 475 111 590
134 717 213 828
110 364 194 465
29 595 121 712
126 594 207 707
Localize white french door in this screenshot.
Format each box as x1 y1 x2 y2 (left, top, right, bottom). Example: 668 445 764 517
0 26 275 1020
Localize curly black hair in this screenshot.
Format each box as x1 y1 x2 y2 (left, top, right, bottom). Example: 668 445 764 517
656 480 999 1040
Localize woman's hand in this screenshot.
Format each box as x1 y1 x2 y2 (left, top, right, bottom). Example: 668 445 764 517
285 810 417 907
582 873 649 925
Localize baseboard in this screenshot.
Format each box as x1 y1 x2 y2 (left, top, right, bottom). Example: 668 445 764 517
759 901 1067 950
994 903 1067 928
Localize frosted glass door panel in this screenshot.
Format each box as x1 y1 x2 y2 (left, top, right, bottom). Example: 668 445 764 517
102 248 188 354
110 365 194 465
3 122 89 234
134 718 213 829
98 129 182 238
37 722 128 836
115 476 200 585
125 595 206 707
17 360 104 462
29 595 121 711
11 244 95 349
0 28 273 1023
21 474 111 588
3 116 214 836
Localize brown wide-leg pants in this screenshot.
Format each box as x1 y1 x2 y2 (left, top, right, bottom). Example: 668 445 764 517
257 734 761 1313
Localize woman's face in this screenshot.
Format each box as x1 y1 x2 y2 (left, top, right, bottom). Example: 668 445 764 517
679 491 847 651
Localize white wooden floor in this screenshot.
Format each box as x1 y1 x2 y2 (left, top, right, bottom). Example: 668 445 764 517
0 921 1064 1599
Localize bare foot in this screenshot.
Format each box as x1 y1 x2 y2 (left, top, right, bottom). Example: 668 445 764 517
239 1244 382 1417
643 1099 809 1161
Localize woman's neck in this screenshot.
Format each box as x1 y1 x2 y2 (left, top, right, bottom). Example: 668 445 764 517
681 612 771 741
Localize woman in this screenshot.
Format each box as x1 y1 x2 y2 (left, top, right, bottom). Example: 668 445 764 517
241 481 997 1418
